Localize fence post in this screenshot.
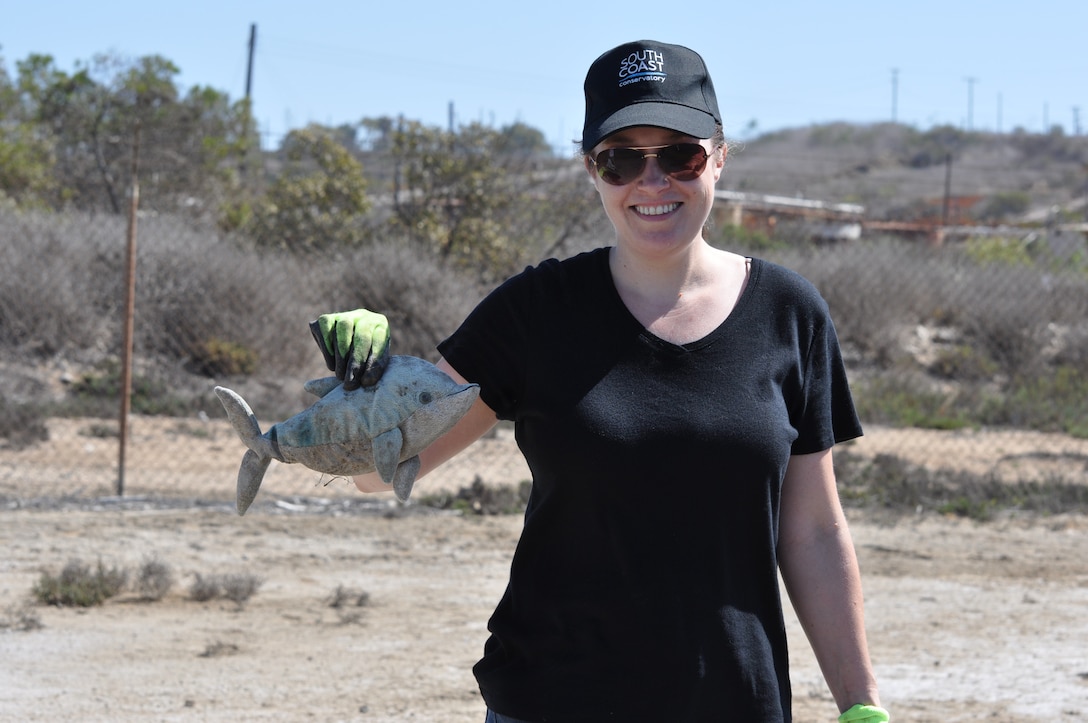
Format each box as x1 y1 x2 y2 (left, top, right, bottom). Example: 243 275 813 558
118 123 141 497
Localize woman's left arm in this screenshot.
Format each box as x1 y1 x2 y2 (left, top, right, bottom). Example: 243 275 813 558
777 448 882 714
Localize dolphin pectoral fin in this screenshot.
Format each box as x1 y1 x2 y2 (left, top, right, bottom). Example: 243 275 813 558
302 376 341 398
372 428 404 486
391 455 421 502
237 448 272 515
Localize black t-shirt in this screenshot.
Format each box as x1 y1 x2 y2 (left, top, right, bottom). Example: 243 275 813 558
437 247 862 722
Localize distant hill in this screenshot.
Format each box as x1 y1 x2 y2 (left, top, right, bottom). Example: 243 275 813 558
720 122 1088 223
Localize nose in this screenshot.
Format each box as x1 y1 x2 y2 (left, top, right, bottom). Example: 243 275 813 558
635 155 670 187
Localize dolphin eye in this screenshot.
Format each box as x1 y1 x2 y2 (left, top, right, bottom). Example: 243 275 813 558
418 391 433 405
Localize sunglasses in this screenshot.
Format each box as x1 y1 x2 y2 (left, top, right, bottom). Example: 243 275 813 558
589 143 710 186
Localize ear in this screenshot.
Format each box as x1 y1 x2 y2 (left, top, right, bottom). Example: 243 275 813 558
711 145 726 182
583 154 599 182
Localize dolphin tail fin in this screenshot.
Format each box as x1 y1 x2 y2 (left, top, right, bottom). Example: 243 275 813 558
213 386 276 515
236 449 271 515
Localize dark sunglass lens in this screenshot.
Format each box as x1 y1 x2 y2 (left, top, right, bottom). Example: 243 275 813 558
596 148 646 185
658 144 708 179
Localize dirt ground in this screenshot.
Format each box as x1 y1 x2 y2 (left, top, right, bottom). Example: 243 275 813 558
1 418 1087 722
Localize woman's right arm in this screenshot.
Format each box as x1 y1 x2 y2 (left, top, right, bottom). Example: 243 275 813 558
353 357 499 493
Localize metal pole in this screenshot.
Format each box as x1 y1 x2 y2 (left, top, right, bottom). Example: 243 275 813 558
118 123 141 497
941 153 952 228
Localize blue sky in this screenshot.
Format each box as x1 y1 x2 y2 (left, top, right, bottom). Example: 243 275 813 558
3 0 1085 151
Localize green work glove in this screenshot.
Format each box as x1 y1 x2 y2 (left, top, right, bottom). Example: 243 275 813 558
839 703 890 723
309 309 391 391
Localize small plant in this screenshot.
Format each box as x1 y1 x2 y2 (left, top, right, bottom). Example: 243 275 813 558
328 584 371 609
188 572 262 609
219 573 263 608
328 585 371 625
188 338 258 377
199 640 241 658
135 557 175 601
188 573 222 602
33 559 128 607
80 423 118 439
0 602 43 632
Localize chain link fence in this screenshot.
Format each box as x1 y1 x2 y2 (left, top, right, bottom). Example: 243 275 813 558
2 177 1087 514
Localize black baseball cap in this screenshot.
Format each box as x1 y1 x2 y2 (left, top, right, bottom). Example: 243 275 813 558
581 40 721 152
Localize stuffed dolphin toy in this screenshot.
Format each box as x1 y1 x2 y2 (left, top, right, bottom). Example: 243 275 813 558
214 355 479 515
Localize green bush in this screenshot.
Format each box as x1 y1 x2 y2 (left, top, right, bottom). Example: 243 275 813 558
852 376 973 431
188 338 258 377
33 559 128 607
982 366 1088 437
835 450 1088 520
67 360 191 417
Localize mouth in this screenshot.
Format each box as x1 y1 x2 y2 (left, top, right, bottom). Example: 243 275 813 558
633 202 680 217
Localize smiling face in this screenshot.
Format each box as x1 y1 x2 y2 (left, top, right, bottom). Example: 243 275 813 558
586 126 725 259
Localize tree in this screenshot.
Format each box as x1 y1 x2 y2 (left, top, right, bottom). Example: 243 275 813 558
383 118 598 280
0 52 55 205
4 51 255 214
243 124 372 252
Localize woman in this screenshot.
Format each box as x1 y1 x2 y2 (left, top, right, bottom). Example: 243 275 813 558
314 40 887 723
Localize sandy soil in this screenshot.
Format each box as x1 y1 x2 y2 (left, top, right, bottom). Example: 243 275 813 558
1 418 1087 722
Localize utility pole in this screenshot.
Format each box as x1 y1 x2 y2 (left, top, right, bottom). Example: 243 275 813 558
964 77 978 131
242 23 257 183
1074 106 1082 136
246 23 256 100
997 92 1002 134
891 68 899 123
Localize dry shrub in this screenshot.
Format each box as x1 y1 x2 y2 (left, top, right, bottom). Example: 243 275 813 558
328 584 370 609
188 572 263 609
0 602 43 632
774 237 1088 381
328 584 370 625
188 573 221 602
0 210 123 357
0 394 49 450
312 239 489 361
135 557 175 601
773 241 930 366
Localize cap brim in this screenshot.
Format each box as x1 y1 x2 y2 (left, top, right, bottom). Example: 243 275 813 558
583 102 718 151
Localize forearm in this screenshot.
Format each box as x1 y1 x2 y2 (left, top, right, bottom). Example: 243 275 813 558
779 521 880 712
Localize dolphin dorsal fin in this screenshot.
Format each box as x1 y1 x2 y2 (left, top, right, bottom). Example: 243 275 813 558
303 377 342 398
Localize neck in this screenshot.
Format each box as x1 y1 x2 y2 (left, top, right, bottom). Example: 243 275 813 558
609 241 712 305
607 243 751 343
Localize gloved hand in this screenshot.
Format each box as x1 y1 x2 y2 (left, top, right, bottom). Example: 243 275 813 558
838 703 890 723
309 309 391 390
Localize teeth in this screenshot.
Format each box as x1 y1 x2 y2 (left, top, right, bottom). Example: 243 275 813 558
636 203 679 216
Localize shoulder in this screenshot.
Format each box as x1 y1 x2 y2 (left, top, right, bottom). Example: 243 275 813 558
496 247 610 299
749 258 830 316
516 247 608 281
